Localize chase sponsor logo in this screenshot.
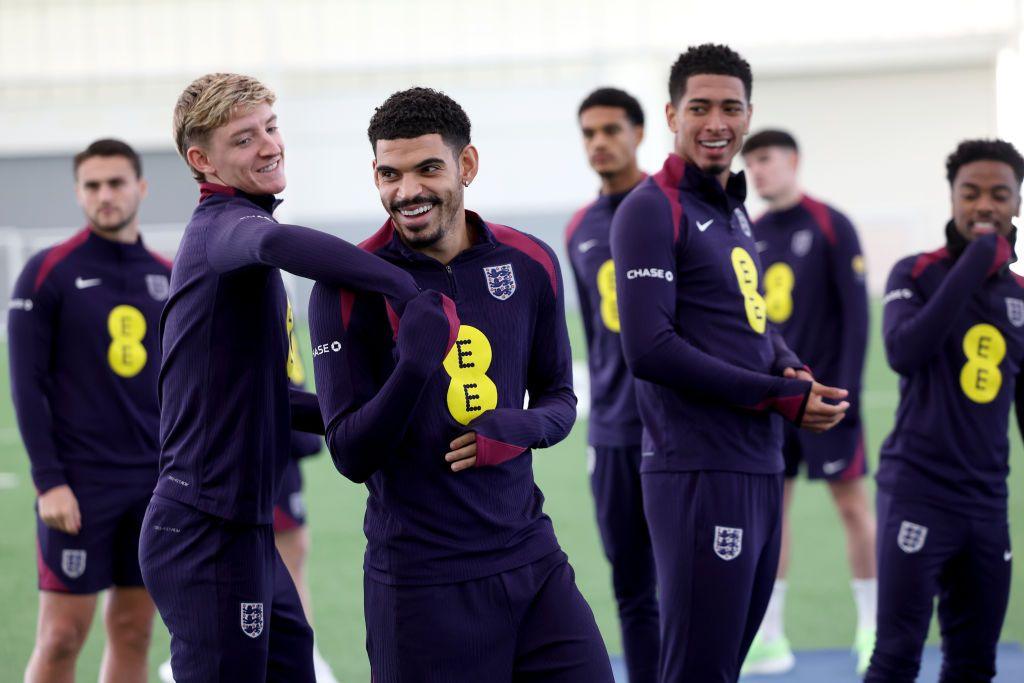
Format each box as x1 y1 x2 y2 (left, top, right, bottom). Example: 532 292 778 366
61 549 87 579
241 602 264 638
8 298 33 311
167 475 190 488
626 267 674 282
882 288 914 305
897 521 928 553
312 341 343 357
713 526 743 561
238 214 276 224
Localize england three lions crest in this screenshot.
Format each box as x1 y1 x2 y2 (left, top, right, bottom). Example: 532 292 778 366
713 526 743 561
241 602 264 638
61 549 87 578
146 274 170 302
897 521 928 553
483 263 516 301
1007 298 1024 328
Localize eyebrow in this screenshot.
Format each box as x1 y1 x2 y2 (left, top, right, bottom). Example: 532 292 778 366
376 158 447 174
960 182 1014 192
686 98 745 106
231 115 277 139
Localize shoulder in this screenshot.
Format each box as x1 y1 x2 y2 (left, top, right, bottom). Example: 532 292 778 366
799 195 840 246
905 246 950 280
358 221 395 255
616 178 676 232
564 200 598 246
147 248 173 272
488 221 560 296
26 229 91 292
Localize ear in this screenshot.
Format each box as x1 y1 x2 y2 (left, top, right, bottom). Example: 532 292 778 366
459 145 480 186
138 177 149 200
186 145 216 179
634 124 645 146
743 101 754 135
665 102 679 134
372 158 381 190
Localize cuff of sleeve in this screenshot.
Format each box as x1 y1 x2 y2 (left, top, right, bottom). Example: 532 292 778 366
474 433 525 468
751 380 812 424
33 469 67 494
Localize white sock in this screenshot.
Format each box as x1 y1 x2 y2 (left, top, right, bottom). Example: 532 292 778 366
760 579 788 643
851 578 877 632
312 642 339 683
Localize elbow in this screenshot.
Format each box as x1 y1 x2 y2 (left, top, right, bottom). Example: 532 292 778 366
625 348 660 382
330 449 374 484
884 346 917 376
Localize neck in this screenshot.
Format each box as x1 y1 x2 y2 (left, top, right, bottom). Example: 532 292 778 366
416 209 472 266
600 165 645 195
90 221 139 245
767 186 802 212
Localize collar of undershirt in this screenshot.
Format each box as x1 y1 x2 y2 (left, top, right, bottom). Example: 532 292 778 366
198 182 281 213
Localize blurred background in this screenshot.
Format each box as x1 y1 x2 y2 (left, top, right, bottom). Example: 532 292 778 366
1 0 1022 316
1 1 1023 680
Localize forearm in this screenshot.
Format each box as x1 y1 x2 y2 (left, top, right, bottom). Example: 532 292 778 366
290 388 325 435
323 361 432 483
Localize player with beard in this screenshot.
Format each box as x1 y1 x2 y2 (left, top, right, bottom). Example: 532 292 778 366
866 139 1023 682
10 139 170 683
138 73 446 682
610 45 849 682
565 87 659 683
309 87 613 682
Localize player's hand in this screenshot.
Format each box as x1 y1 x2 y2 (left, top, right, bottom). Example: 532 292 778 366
396 291 459 372
783 367 813 382
38 484 81 535
445 432 477 472
799 380 849 433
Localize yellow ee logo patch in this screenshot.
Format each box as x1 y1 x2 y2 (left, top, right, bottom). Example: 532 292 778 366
730 247 767 334
764 262 795 324
959 323 1006 404
597 259 620 333
107 305 147 378
443 325 499 425
286 302 306 384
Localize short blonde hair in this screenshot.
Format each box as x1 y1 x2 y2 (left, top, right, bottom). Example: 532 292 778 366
173 73 276 182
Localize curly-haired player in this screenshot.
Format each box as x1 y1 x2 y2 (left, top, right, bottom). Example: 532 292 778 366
309 87 614 682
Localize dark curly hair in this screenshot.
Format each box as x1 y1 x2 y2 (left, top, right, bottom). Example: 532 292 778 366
367 87 471 155
668 43 752 104
578 87 644 127
946 139 1024 186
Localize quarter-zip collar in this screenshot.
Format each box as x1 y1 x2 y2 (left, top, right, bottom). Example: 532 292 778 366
80 226 155 261
374 210 501 268
198 182 282 214
661 153 747 210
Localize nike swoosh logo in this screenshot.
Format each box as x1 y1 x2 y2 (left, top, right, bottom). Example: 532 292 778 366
578 239 599 253
697 219 714 232
75 277 101 289
1006 550 1013 562
822 459 847 475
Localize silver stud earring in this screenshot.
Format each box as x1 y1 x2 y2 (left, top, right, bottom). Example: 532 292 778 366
462 179 470 187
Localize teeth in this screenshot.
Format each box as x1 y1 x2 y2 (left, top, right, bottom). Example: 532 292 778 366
258 161 279 173
701 140 728 148
400 205 432 217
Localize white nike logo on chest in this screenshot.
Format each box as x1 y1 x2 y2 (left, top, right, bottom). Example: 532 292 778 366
697 219 714 232
75 277 101 289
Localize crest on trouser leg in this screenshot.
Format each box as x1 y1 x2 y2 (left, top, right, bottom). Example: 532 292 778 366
483 264 516 301
897 521 928 553
713 526 743 561
241 602 264 638
61 549 87 578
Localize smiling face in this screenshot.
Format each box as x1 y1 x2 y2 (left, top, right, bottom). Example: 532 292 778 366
666 73 752 181
951 159 1021 240
186 101 285 195
373 133 478 251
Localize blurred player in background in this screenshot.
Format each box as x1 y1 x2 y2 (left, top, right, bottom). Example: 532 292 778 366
565 86 658 683
309 87 612 682
741 129 875 675
611 44 849 682
9 139 169 683
866 139 1023 682
139 72 424 682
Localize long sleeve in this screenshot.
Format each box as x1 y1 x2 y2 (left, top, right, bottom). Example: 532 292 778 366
309 285 454 483
207 216 420 313
770 328 804 375
7 257 65 492
611 191 811 423
828 212 870 394
470 243 578 466
884 233 1009 376
289 387 325 438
